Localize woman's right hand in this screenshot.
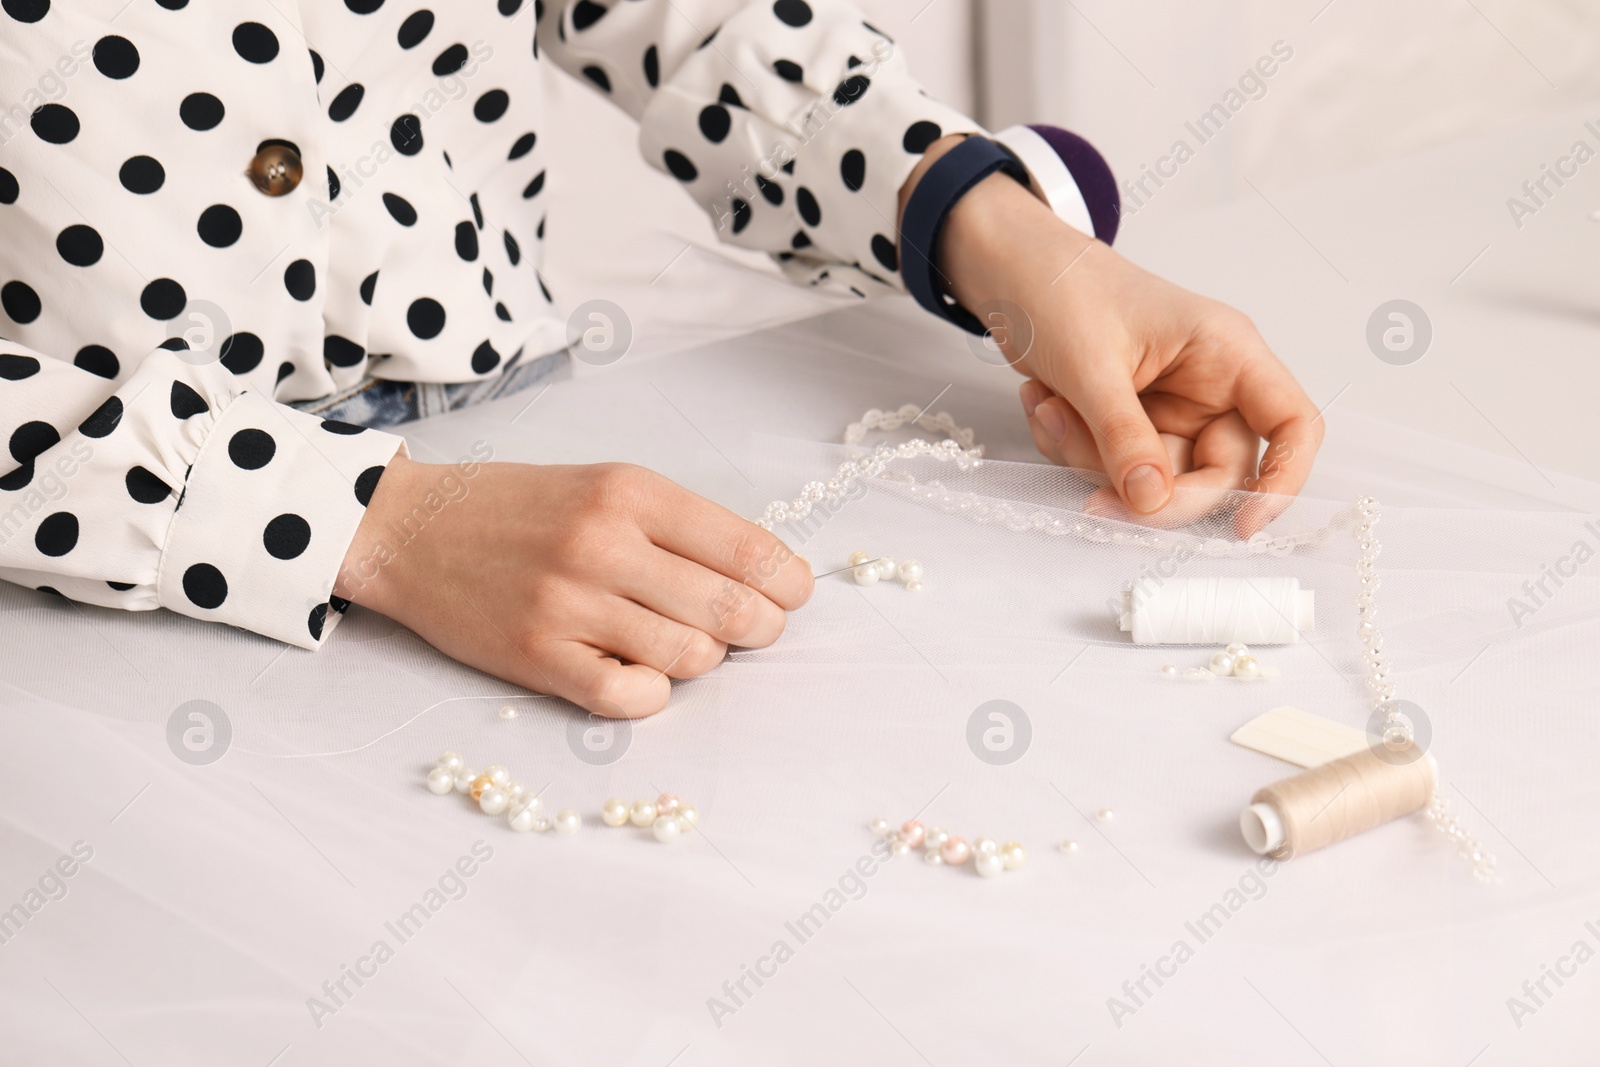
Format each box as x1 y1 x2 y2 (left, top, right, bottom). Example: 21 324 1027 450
336 456 813 717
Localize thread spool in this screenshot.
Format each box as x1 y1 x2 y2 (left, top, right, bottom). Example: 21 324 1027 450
1240 745 1437 858
1119 576 1314 645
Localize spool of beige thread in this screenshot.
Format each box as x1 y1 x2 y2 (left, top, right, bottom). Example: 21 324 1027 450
1240 745 1437 858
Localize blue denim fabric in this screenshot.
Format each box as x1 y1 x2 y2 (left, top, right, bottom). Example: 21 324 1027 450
289 348 570 429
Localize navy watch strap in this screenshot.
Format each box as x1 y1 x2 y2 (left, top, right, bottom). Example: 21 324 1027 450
898 135 1030 335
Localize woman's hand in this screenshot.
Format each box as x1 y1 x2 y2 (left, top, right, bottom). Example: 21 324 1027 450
336 456 813 717
900 136 1324 533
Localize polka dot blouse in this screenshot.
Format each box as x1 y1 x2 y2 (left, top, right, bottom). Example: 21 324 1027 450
0 0 980 649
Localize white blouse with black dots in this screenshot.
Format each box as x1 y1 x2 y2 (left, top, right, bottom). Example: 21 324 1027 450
0 0 982 649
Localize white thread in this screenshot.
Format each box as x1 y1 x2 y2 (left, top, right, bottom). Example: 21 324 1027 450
1121 577 1312 645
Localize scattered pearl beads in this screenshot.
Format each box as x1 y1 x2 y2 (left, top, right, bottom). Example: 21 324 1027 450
844 553 926 591
869 816 890 834
429 752 580 838
1097 808 1115 823
873 822 1029 879
602 798 631 827
497 704 518 720
1058 839 1079 854
600 792 703 844
1161 644 1274 682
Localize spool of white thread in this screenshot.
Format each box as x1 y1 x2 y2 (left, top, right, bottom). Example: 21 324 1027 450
1118 576 1314 645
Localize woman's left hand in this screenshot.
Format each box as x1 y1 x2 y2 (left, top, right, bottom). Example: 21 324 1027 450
900 136 1325 533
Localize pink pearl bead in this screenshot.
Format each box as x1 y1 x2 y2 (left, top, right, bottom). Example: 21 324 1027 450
899 819 925 848
656 792 681 816
941 836 971 866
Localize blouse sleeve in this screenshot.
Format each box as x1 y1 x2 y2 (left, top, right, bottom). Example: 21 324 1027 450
538 0 985 294
0 343 404 649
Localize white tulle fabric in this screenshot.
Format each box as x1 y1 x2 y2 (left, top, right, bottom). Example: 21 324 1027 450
1 309 1596 1065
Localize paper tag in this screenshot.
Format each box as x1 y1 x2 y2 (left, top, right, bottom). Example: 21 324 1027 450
1229 706 1369 769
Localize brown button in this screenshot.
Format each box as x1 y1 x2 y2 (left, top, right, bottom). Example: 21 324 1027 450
247 144 303 196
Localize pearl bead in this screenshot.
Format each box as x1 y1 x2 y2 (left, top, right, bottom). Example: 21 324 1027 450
851 564 879 586
1209 652 1235 676
508 798 541 832
554 809 581 835
530 814 553 833
897 559 924 582
468 774 495 802
924 827 949 852
904 578 923 593
1058 839 1079 854
482 764 511 787
630 799 657 827
889 839 911 857
974 852 1004 878
652 815 682 843
1225 642 1249 657
497 704 518 720
869 816 890 834
848 550 872 567
454 767 477 794
1181 667 1213 681
1000 842 1027 870
923 849 943 865
426 767 455 795
437 750 465 773
505 783 530 807
677 804 699 831
1097 808 1114 822
974 837 998 857
875 556 897 580
1232 654 1261 680
1158 663 1178 677
655 792 681 816
899 819 925 848
941 836 971 865
601 798 630 827
478 786 509 815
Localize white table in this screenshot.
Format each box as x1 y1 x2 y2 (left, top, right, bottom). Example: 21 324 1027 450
3 110 1599 1067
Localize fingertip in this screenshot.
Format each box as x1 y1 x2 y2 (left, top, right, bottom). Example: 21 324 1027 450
1122 463 1172 515
1020 379 1047 417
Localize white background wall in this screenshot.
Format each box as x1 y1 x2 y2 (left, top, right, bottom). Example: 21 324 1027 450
977 0 1600 227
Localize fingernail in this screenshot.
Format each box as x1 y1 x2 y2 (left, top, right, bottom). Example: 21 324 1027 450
1035 402 1067 441
1020 381 1046 417
1124 465 1169 514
